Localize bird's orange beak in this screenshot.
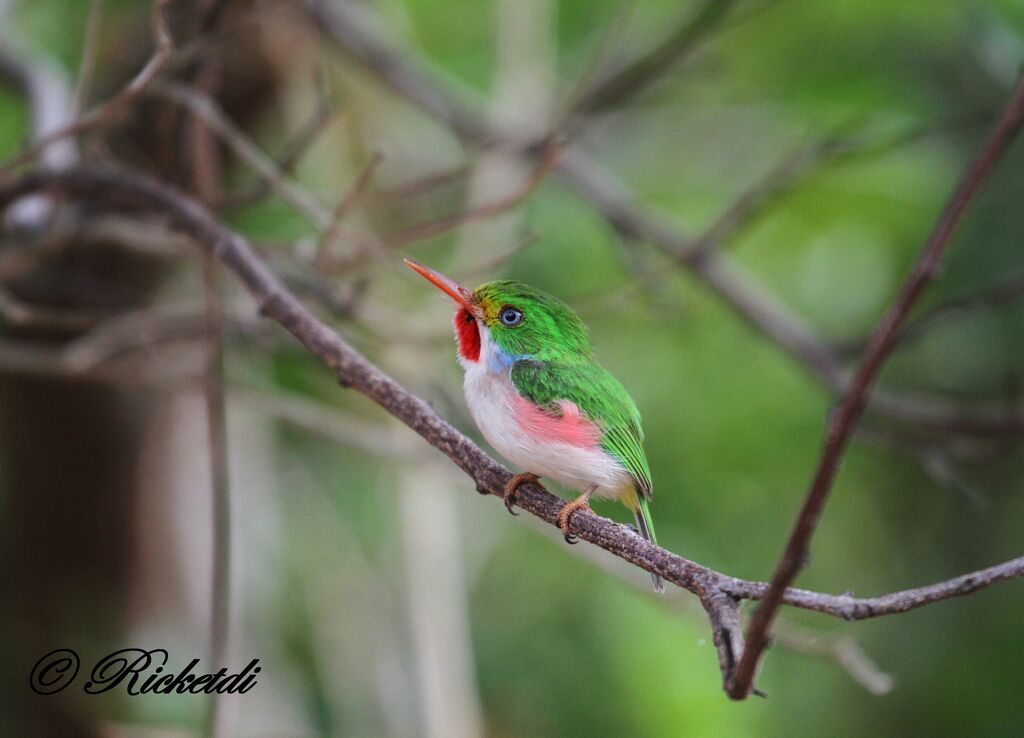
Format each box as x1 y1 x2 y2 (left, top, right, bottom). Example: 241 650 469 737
404 259 477 313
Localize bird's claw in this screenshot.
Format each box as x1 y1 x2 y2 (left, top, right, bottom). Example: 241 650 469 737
556 491 593 545
502 472 541 517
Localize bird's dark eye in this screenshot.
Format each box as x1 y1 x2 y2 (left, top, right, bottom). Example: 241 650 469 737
499 307 524 327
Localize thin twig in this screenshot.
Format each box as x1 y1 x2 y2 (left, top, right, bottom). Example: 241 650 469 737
551 0 637 129
894 270 1024 348
217 94 339 210
0 214 189 282
26 308 263 373
854 423 991 509
575 0 740 114
231 385 417 457
201 250 231 738
688 136 839 258
0 284 108 330
149 80 334 229
370 162 470 202
151 80 389 263
770 625 893 696
383 138 563 247
185 13 231 732
690 116 989 259
71 0 104 117
316 151 385 270
0 0 173 174
453 230 540 281
0 310 265 384
727 73 1024 700
302 0 496 144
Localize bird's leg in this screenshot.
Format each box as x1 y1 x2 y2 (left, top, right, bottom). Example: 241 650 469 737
557 485 597 544
502 471 543 516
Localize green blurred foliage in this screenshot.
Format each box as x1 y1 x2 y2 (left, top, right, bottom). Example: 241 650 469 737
4 0 1024 735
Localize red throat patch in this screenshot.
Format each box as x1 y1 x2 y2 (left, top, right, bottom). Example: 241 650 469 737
454 308 480 362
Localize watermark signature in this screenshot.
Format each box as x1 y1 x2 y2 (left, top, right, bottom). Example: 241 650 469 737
30 649 260 696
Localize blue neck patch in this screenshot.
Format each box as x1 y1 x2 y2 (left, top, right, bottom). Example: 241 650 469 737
487 344 530 374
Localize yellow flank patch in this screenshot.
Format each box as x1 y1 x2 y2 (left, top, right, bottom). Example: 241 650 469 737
618 485 639 511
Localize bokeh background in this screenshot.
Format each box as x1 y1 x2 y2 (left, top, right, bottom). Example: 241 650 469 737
2 0 1024 736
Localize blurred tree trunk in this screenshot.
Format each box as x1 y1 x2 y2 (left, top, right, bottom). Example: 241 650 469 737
0 245 165 735
0 2 276 732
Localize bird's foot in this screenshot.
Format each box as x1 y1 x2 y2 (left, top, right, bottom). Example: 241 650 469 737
502 472 542 516
557 488 595 544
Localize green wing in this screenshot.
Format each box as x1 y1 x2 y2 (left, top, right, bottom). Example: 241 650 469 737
510 359 653 499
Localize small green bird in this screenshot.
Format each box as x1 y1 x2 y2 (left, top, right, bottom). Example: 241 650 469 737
406 259 663 591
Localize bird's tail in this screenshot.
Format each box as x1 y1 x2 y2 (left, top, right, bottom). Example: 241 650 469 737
632 496 665 593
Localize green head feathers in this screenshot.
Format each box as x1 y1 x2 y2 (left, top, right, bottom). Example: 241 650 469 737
472 280 592 362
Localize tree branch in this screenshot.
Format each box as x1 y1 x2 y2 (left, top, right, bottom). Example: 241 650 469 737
727 72 1024 700
3 165 1023 694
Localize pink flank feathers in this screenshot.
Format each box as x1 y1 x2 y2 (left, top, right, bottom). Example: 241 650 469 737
513 395 602 448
